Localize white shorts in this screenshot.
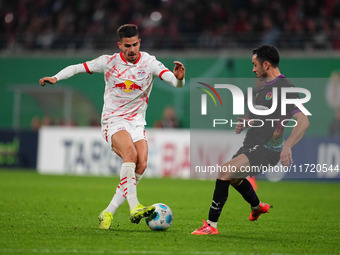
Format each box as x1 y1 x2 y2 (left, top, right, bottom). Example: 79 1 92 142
101 120 146 148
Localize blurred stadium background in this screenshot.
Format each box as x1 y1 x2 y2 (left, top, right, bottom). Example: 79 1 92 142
1 0 340 179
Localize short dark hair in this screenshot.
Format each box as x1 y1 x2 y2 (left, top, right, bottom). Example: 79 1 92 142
117 24 139 41
252 45 280 67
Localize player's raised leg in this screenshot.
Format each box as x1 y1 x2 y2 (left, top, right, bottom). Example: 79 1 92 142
225 155 271 222
98 136 150 228
231 177 271 221
99 174 145 229
99 130 136 229
129 139 155 223
113 131 154 223
100 173 143 228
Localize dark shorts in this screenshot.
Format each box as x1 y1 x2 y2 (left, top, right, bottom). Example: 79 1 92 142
233 145 280 176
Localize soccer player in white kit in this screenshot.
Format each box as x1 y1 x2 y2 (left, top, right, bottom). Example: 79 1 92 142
39 24 185 229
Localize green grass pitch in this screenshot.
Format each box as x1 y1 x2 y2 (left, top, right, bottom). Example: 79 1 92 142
0 170 339 255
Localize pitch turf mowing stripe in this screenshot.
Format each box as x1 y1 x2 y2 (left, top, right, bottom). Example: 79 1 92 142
0 170 339 255
0 249 317 255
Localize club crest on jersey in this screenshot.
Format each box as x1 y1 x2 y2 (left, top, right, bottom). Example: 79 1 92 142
136 69 146 79
113 80 143 92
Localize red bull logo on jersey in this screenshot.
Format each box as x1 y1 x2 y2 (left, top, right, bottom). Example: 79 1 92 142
113 80 143 92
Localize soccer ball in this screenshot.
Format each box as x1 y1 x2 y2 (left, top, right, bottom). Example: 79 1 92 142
145 203 173 231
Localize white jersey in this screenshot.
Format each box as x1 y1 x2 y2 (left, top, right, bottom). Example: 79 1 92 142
83 51 172 126
54 51 184 129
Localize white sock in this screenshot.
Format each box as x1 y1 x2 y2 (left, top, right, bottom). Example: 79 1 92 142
105 184 126 215
207 219 217 229
120 162 139 211
135 173 143 183
105 172 143 214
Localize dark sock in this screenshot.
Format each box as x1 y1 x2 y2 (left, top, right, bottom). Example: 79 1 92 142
234 178 260 207
208 179 230 223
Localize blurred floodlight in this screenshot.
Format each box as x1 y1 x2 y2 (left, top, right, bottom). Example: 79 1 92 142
150 11 162 22
5 13 13 24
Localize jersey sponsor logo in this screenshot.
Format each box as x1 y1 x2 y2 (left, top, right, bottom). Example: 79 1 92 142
113 80 143 92
265 92 272 100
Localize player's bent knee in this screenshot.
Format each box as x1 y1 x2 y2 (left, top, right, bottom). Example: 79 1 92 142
217 163 236 179
138 161 147 171
121 146 138 163
136 161 147 174
230 178 243 187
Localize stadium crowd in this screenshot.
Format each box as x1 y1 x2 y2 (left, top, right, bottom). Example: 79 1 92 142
1 0 340 51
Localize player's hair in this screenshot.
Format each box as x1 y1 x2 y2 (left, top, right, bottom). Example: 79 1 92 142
252 45 280 67
117 24 139 41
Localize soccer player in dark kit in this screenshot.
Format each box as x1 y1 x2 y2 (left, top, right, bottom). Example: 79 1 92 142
192 45 310 235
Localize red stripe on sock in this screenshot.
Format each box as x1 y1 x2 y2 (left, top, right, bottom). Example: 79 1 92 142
120 181 127 185
120 177 127 181
124 188 127 191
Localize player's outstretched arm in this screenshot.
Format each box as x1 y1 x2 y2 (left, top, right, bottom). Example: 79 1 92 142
151 58 185 88
39 77 58 86
280 112 309 166
173 61 185 80
39 63 88 87
159 61 185 88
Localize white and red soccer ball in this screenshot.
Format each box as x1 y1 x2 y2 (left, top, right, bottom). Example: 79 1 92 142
145 203 173 231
